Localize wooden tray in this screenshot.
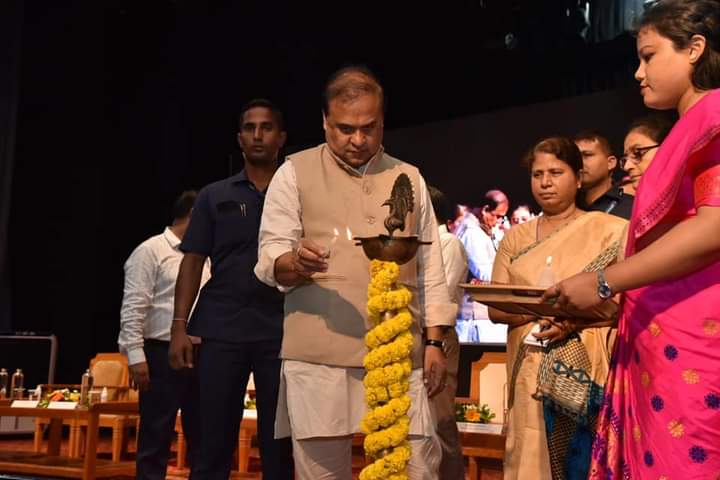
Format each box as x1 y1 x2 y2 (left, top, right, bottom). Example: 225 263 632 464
461 284 617 320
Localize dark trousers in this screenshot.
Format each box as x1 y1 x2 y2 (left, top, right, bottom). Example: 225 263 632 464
137 340 198 480
189 338 293 480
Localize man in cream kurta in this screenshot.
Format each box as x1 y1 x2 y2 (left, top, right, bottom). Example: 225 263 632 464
428 186 468 479
254 66 457 479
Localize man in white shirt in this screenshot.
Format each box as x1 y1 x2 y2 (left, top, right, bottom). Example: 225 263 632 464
456 190 509 279
454 208 495 284
454 205 493 343
454 190 510 343
428 186 468 479
118 191 209 480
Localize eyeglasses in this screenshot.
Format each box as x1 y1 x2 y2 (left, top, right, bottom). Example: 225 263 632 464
620 144 659 167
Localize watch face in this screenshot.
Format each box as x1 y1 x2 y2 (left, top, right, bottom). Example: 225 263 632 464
599 284 613 299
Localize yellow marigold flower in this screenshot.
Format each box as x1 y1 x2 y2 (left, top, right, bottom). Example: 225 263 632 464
387 380 409 399
365 310 413 349
367 288 412 317
465 410 481 422
365 386 390 408
364 360 412 389
359 442 411 480
361 396 411 433
363 331 414 370
364 416 410 456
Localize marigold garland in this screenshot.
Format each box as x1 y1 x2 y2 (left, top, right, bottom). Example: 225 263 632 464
364 359 412 389
360 260 414 480
365 310 413 350
360 396 411 432
359 442 411 480
363 331 414 371
364 416 410 456
367 288 413 317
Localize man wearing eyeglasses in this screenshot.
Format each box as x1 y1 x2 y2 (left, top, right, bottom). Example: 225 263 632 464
254 66 454 478
575 131 634 220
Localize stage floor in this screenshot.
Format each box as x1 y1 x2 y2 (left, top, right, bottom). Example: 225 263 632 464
0 430 259 479
0 431 501 479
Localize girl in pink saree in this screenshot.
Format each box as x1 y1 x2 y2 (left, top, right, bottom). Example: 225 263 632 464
544 1 720 478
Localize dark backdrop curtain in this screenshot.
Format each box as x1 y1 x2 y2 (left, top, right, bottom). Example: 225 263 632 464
589 0 647 42
0 0 23 332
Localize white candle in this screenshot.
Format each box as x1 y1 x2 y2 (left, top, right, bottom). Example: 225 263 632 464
325 228 340 258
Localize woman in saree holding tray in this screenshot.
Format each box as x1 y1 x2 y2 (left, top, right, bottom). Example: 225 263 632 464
546 1 720 477
488 136 628 480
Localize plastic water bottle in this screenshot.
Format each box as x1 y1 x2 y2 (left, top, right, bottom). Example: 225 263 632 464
10 369 24 399
538 256 555 287
0 368 8 399
80 369 93 406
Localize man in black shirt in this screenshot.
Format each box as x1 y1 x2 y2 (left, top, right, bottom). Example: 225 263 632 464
169 99 293 479
575 131 634 220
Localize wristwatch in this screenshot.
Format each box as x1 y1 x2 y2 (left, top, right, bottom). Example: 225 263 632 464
597 269 613 300
425 338 446 353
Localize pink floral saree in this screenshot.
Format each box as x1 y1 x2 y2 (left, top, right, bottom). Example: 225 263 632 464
589 89 720 479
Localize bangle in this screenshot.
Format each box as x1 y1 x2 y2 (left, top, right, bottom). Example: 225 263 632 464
172 318 187 323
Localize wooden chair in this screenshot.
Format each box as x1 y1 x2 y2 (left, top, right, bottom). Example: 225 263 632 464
174 412 188 469
175 411 368 473
456 351 508 480
457 351 508 423
174 373 370 474
175 375 260 472
33 352 139 461
174 411 260 472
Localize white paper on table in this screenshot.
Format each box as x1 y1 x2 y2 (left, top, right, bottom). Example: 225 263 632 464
11 400 39 408
457 422 504 435
47 401 78 410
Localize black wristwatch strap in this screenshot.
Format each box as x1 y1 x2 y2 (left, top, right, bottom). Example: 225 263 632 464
425 339 444 349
